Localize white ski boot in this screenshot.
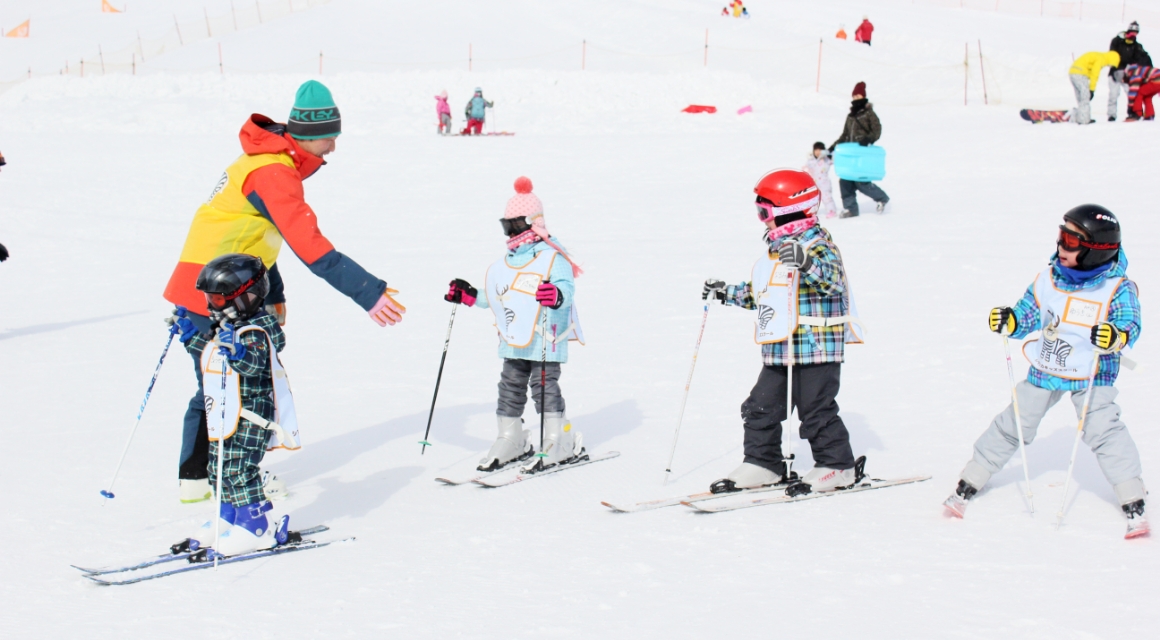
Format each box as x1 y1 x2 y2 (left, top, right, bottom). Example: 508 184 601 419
179 478 212 504
262 471 289 501
1115 479 1149 539
174 500 235 553
525 412 584 471
786 456 864 497
710 462 787 494
478 416 533 471
213 501 281 557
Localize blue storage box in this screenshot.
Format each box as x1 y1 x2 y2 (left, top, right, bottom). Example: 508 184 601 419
833 143 886 182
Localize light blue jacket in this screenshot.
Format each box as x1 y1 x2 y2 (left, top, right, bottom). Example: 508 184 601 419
475 240 576 363
467 95 492 120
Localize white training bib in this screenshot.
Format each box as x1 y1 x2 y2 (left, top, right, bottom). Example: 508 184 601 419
201 325 299 449
750 252 799 344
1022 267 1122 380
485 249 584 347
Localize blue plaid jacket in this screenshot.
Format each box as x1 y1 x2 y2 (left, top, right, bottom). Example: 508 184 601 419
1010 250 1140 390
723 225 851 366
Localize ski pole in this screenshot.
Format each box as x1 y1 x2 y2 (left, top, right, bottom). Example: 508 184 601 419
537 306 549 461
786 268 797 439
214 326 229 570
100 325 180 502
419 305 458 454
1002 335 1035 514
663 301 711 485
1055 350 1103 529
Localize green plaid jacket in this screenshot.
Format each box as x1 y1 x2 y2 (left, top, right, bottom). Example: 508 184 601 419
724 225 851 366
185 312 287 427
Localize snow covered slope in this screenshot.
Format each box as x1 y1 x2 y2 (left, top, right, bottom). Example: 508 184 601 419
0 0 1157 638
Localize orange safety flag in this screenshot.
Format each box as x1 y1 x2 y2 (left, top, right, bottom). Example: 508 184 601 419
101 0 123 13
4 19 29 38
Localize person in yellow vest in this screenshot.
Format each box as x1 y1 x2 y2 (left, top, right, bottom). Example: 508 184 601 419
163 80 405 502
1068 51 1120 124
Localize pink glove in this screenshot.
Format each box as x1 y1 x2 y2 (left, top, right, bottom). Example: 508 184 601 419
369 288 406 326
445 279 477 306
535 282 563 309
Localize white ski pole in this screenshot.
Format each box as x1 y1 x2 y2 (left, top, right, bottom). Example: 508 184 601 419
214 333 229 569
784 267 797 464
1002 335 1035 514
1055 350 1103 528
663 301 712 485
100 328 178 502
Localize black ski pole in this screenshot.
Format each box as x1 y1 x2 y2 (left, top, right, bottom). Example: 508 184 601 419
420 305 458 454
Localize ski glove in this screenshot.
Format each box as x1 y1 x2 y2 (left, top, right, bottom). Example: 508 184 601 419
445 279 478 306
265 303 286 326
214 323 248 361
165 306 198 344
988 307 1016 335
0 242 7 262
778 241 813 271
536 282 564 309
702 279 727 303
369 288 406 327
1091 322 1128 352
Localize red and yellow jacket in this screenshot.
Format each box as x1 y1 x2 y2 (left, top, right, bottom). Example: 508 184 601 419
164 114 385 315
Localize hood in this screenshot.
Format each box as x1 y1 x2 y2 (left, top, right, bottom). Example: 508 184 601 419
1049 248 1128 291
1105 51 1122 67
239 114 324 180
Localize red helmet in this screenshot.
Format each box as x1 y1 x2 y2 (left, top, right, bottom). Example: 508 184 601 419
753 169 820 219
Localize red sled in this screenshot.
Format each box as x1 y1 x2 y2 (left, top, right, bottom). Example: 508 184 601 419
682 105 717 114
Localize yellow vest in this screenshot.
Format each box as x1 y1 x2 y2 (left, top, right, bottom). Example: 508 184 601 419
177 152 296 268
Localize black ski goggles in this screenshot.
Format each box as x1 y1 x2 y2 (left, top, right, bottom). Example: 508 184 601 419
1058 225 1118 252
499 216 532 237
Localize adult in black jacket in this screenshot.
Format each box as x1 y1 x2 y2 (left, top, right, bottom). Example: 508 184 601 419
829 82 888 218
1108 22 1152 120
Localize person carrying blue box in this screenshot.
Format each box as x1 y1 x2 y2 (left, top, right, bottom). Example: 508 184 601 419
828 82 889 218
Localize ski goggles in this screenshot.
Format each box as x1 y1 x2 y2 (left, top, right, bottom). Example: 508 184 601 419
756 196 819 222
499 216 532 236
204 274 263 310
1057 225 1118 252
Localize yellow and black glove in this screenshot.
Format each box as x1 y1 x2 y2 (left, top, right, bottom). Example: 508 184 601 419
988 307 1016 335
1091 322 1128 352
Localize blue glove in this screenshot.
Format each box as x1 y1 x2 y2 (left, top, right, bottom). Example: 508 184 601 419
213 323 248 361
166 306 198 344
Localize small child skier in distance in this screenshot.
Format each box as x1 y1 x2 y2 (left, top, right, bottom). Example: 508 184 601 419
803 142 838 218
435 90 452 135
703 169 864 496
444 177 586 472
944 205 1149 539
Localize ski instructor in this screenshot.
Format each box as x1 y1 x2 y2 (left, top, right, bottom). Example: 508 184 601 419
163 80 406 503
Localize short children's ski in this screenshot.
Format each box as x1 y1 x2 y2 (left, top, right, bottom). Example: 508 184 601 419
1019 109 1069 123
683 476 931 513
602 479 798 513
473 451 620 488
84 534 352 586
73 525 330 577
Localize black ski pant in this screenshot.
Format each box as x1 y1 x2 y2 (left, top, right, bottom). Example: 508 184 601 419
496 358 565 417
740 362 855 474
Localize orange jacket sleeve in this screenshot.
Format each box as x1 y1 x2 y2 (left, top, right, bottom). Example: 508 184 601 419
242 163 335 264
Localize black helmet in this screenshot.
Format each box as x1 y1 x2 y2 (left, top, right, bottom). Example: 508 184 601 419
1060 204 1121 270
196 253 270 322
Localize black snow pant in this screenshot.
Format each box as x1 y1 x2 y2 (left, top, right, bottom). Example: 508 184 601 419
496 358 565 417
740 362 855 474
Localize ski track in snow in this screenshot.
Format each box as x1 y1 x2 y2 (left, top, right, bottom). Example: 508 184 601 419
0 1 1157 638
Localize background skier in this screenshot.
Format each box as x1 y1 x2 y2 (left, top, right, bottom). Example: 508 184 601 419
1068 51 1120 124
855 16 873 46
1108 21 1151 121
829 82 888 218
435 89 452 135
462 87 494 135
1123 63 1160 120
803 142 837 218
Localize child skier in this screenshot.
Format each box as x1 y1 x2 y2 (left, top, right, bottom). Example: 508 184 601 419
944 205 1148 539
169 253 300 555
803 142 837 218
443 176 585 472
461 87 494 136
703 169 863 495
435 90 452 135
1124 63 1160 121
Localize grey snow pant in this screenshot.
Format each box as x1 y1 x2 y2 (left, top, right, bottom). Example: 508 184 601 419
965 381 1143 490
497 358 565 417
839 179 889 215
740 362 856 474
1107 69 1126 118
1069 73 1093 124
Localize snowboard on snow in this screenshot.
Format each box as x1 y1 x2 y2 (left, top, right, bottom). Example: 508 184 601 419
1020 109 1069 123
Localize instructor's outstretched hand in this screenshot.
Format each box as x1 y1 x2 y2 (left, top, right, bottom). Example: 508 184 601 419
369 288 406 326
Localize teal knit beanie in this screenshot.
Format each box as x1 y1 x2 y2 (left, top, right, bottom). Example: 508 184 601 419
288 80 341 140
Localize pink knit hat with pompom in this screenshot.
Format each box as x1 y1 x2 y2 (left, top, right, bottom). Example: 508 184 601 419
502 176 582 277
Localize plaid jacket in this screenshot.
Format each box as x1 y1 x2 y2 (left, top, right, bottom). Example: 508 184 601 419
724 224 852 366
1010 251 1140 390
185 312 287 425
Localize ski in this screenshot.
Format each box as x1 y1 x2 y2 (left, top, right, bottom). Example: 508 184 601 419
473 451 621 488
73 525 330 576
434 450 537 485
84 536 353 586
602 480 798 513
683 476 931 513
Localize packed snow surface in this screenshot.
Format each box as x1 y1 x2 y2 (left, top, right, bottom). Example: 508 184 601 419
0 1 1157 638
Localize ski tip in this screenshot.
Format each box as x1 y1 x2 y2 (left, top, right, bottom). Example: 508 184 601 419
601 501 628 512
83 574 113 586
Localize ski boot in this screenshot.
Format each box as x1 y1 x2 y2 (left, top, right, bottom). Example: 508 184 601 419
1115 479 1149 539
875 201 890 214
786 456 864 497
262 471 289 501
523 412 585 472
179 478 212 504
943 480 979 519
478 416 534 472
172 500 236 553
839 209 859 219
213 500 282 557
710 457 796 494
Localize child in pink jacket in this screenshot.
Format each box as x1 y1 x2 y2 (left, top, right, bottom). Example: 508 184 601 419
435 90 452 135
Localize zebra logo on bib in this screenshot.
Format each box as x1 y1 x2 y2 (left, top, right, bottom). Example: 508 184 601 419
1038 309 1073 367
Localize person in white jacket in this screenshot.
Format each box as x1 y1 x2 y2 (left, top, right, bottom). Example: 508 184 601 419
803 142 838 218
